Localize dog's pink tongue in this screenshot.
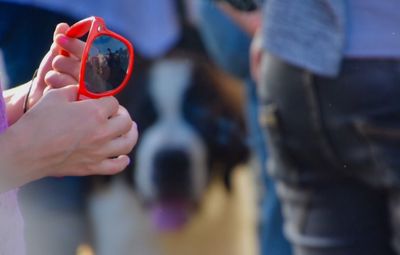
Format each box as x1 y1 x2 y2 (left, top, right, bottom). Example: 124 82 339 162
151 201 190 231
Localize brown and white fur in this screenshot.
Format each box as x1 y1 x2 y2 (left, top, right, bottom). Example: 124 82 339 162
87 52 255 255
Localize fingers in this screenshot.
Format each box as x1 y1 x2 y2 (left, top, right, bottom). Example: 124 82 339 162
92 155 131 175
44 85 79 102
44 70 77 89
55 34 85 60
87 123 138 175
94 96 120 119
34 23 72 94
102 107 134 139
45 36 82 89
99 120 138 156
52 55 80 80
48 23 71 55
40 23 83 92
53 23 70 40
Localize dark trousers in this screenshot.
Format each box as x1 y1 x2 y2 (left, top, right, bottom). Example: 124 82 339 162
194 2 291 254
259 52 400 255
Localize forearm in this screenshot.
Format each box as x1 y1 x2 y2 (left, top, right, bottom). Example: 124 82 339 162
0 125 41 192
3 82 30 126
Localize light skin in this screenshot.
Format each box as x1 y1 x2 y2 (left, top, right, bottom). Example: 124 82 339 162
249 27 263 83
0 23 138 192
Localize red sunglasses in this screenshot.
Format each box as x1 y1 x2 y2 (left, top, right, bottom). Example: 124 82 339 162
61 16 134 99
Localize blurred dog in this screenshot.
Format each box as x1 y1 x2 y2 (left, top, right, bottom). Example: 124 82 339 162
88 52 250 254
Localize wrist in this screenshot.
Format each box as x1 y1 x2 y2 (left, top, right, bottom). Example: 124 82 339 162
0 122 43 191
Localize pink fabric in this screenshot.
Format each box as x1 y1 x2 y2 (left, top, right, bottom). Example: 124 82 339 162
0 87 26 255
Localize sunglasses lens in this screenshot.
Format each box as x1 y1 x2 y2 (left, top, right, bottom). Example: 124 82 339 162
84 35 130 94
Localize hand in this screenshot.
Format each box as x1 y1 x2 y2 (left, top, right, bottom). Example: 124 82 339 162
3 23 86 125
26 23 85 109
45 26 85 88
1 85 138 191
250 27 263 83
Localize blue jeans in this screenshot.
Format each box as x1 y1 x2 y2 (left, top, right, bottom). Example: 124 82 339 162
246 79 291 255
194 1 291 255
259 52 400 254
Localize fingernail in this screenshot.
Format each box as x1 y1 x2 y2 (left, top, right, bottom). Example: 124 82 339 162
58 35 69 45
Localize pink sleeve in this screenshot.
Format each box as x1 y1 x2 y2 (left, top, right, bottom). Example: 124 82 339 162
0 85 26 254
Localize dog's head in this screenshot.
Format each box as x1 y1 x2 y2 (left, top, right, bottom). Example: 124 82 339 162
119 53 249 231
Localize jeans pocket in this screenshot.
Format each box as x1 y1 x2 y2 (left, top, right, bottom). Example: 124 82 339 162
259 103 301 183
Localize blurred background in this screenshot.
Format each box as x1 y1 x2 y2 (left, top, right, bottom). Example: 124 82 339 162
0 0 273 254
2 1 398 254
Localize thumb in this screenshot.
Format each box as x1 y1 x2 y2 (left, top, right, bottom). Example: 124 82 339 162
47 85 79 102
53 23 70 40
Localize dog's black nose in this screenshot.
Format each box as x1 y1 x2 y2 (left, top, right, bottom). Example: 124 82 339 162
152 148 191 199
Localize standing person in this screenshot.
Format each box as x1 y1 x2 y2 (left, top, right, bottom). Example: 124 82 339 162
0 22 138 254
194 2 292 255
255 0 400 254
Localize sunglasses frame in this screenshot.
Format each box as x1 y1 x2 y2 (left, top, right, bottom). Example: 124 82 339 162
62 16 134 99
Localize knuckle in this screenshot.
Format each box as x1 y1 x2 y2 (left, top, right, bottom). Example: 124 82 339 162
73 60 81 76
122 141 133 155
89 102 108 122
92 128 109 143
85 156 104 174
97 97 119 117
44 70 56 84
121 118 133 134
108 97 120 110
110 163 124 174
119 105 130 117
125 129 138 153
85 164 99 176
52 55 63 69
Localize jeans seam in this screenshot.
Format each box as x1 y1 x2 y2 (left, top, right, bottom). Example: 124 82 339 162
302 71 341 168
298 188 313 236
353 119 393 185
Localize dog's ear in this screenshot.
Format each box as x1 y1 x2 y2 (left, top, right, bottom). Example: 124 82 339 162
182 54 250 192
211 98 250 192
214 114 250 192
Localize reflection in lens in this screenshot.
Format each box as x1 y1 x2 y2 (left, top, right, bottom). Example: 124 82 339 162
84 35 130 94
